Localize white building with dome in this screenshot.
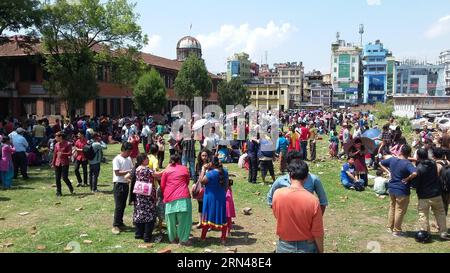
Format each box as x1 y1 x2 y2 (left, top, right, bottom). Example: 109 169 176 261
176 36 202 62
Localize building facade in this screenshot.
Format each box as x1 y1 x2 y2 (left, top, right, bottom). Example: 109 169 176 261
304 71 332 108
0 36 220 120
176 36 202 62
394 60 446 96
439 50 450 90
362 40 393 104
331 38 362 107
227 52 251 83
246 84 289 111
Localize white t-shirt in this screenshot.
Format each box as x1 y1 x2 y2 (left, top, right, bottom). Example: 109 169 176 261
203 133 219 151
112 155 133 183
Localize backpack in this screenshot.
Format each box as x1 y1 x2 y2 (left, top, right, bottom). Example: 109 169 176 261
438 161 450 193
83 144 96 161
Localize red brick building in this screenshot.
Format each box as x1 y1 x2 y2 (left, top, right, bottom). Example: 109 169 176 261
0 36 220 120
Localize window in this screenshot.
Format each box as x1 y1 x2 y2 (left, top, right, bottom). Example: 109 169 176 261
281 90 284 95
269 91 273 96
97 66 106 81
258 91 262 96
123 99 134 116
20 63 36 82
111 99 121 117
22 99 37 115
334 67 337 72
253 91 256 96
44 98 60 116
352 67 355 73
274 91 278 96
352 57 356 63
334 58 337 63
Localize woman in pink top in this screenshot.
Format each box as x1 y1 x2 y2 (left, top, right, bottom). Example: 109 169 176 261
128 133 140 164
0 136 15 189
161 153 192 245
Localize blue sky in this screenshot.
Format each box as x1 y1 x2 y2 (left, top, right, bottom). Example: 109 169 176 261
138 0 449 73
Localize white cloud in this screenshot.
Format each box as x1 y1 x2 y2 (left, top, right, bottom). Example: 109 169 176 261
196 21 296 72
426 15 450 39
142 34 162 53
367 0 382 6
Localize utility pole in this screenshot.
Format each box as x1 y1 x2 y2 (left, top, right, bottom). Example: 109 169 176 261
359 24 365 47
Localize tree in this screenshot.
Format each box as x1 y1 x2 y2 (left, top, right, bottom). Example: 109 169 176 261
174 54 212 101
39 0 147 119
218 78 250 109
0 0 42 43
133 68 167 114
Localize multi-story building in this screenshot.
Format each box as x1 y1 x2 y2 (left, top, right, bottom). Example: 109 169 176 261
331 37 362 107
302 71 332 108
386 56 397 98
393 59 447 118
439 50 450 91
247 84 289 111
227 52 251 83
362 40 394 104
0 36 220 119
394 60 446 96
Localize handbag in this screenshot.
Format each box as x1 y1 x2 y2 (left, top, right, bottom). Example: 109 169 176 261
133 181 153 196
191 182 205 200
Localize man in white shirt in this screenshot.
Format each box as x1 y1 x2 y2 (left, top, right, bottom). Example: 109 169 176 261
141 123 151 152
203 127 219 154
112 142 133 235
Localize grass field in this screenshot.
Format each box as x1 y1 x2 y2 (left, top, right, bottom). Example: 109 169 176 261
0 138 449 253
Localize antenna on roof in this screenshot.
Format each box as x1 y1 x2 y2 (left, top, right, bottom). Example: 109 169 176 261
189 23 192 36
359 24 364 47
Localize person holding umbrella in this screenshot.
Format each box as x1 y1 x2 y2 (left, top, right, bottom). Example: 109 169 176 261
346 137 372 187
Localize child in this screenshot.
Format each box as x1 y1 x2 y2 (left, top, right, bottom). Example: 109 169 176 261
0 136 15 189
226 179 236 236
329 130 339 159
373 170 389 196
132 154 157 243
340 156 364 191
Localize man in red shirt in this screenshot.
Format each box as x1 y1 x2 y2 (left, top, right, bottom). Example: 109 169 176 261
52 132 74 197
299 122 310 160
74 132 88 187
272 160 324 253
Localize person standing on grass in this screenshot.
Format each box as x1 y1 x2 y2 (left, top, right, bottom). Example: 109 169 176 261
160 153 192 245
276 131 289 173
194 149 210 229
52 132 74 197
380 145 417 237
198 156 229 245
9 128 29 180
88 133 107 193
74 132 88 188
434 147 450 216
156 133 165 169
258 135 276 184
272 160 324 253
133 154 158 243
0 136 15 189
112 142 134 235
267 151 328 214
181 132 196 181
128 132 140 165
413 149 449 240
247 135 260 184
299 122 310 160
309 122 317 161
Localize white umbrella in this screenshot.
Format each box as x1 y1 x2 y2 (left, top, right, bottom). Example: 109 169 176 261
172 111 182 116
226 112 241 120
193 119 208 131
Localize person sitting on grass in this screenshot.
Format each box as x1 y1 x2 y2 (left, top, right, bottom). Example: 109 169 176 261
373 169 389 196
340 156 364 191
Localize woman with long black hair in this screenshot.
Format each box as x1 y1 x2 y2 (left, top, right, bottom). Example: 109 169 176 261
194 149 210 229
198 156 229 245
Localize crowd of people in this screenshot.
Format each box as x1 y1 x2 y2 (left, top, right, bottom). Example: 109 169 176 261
1 107 449 252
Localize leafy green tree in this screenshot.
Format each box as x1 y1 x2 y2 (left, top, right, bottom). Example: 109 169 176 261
174 54 212 101
133 68 167 114
0 0 42 42
39 0 147 118
218 78 250 109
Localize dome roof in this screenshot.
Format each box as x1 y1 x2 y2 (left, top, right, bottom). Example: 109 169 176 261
177 36 201 50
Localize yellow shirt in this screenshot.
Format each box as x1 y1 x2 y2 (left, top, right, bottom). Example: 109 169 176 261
148 154 159 172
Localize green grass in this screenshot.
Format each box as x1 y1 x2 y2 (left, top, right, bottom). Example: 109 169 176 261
0 138 449 253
